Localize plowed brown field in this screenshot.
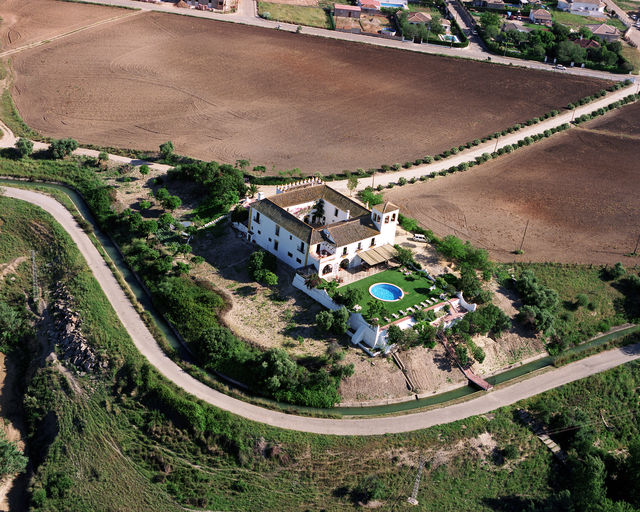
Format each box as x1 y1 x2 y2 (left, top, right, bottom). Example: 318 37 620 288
11 11 610 173
0 0 123 50
385 102 640 265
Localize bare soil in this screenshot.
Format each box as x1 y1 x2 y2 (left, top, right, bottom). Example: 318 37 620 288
0 0 123 50
10 11 610 173
385 103 640 265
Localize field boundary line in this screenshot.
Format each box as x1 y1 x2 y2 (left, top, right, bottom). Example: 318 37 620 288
0 10 142 58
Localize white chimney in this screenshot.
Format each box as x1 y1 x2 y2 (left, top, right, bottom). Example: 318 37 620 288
257 192 264 200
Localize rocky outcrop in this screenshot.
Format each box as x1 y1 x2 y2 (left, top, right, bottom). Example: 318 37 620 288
50 287 108 373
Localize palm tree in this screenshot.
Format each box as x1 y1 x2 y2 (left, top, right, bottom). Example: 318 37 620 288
248 184 259 198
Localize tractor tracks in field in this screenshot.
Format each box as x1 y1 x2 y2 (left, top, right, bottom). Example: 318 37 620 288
0 9 142 59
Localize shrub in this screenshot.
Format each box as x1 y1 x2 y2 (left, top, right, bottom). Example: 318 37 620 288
398 177 408 186
391 163 401 171
456 344 469 366
49 138 78 159
423 156 432 163
15 137 33 158
576 294 589 308
139 164 150 175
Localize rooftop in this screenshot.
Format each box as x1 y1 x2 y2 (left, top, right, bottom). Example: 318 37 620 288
334 3 361 10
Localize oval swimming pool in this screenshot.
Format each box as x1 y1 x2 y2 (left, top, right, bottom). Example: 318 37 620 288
369 283 404 302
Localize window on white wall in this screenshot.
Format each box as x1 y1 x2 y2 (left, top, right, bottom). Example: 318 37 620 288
275 225 280 236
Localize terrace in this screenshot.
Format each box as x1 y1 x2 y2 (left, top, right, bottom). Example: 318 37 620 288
339 268 449 318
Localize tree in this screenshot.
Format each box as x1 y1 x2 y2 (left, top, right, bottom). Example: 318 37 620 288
98 151 109 163
159 141 175 160
235 159 250 171
15 138 33 158
558 40 587 64
0 302 22 345
316 310 334 332
139 220 158 238
139 164 150 175
328 307 348 334
257 348 300 394
194 325 240 370
335 288 363 310
480 11 501 29
260 270 278 287
174 261 190 275
155 187 170 202
351 475 387 504
163 195 182 211
347 174 358 196
415 322 437 348
365 300 387 325
248 183 259 198
0 438 27 477
158 212 175 228
49 138 78 159
429 14 445 36
139 200 151 210
456 344 469 366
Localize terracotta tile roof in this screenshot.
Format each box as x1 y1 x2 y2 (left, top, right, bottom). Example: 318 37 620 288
334 3 361 10
575 38 600 48
407 11 432 23
531 8 552 18
586 23 620 36
252 199 313 243
269 184 370 218
310 217 380 247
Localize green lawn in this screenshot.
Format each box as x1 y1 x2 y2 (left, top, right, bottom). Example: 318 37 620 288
621 43 640 74
258 2 332 28
339 268 445 317
511 263 630 345
551 9 627 30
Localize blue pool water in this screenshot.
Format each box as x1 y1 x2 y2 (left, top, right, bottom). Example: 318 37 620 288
369 283 404 301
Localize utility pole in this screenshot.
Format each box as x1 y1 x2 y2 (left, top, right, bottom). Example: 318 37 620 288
371 170 376 190
518 219 529 254
633 232 640 255
493 135 499 153
407 458 425 506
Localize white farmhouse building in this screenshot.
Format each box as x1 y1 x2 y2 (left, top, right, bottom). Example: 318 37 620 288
248 182 399 278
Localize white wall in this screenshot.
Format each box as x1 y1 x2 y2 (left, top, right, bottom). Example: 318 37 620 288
249 208 308 268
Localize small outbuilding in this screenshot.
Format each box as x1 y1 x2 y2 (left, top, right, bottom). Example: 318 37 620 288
334 3 361 17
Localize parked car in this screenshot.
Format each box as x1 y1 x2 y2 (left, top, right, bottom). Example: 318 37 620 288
413 233 428 243
555 64 566 70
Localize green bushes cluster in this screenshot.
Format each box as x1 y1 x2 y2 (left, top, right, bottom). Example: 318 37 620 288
514 269 559 337
315 307 350 335
247 250 278 286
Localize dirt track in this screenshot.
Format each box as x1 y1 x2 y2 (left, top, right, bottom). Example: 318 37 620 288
0 0 122 50
10 9 610 173
385 102 640 266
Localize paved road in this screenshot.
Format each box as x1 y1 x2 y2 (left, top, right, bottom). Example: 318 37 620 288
2 185 640 435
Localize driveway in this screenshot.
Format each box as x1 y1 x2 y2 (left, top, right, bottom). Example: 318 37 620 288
2 185 640 435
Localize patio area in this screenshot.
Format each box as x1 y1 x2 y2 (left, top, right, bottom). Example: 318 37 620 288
339 268 448 319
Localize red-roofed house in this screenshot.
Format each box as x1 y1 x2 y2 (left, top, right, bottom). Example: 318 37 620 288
406 11 432 24
334 3 361 17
